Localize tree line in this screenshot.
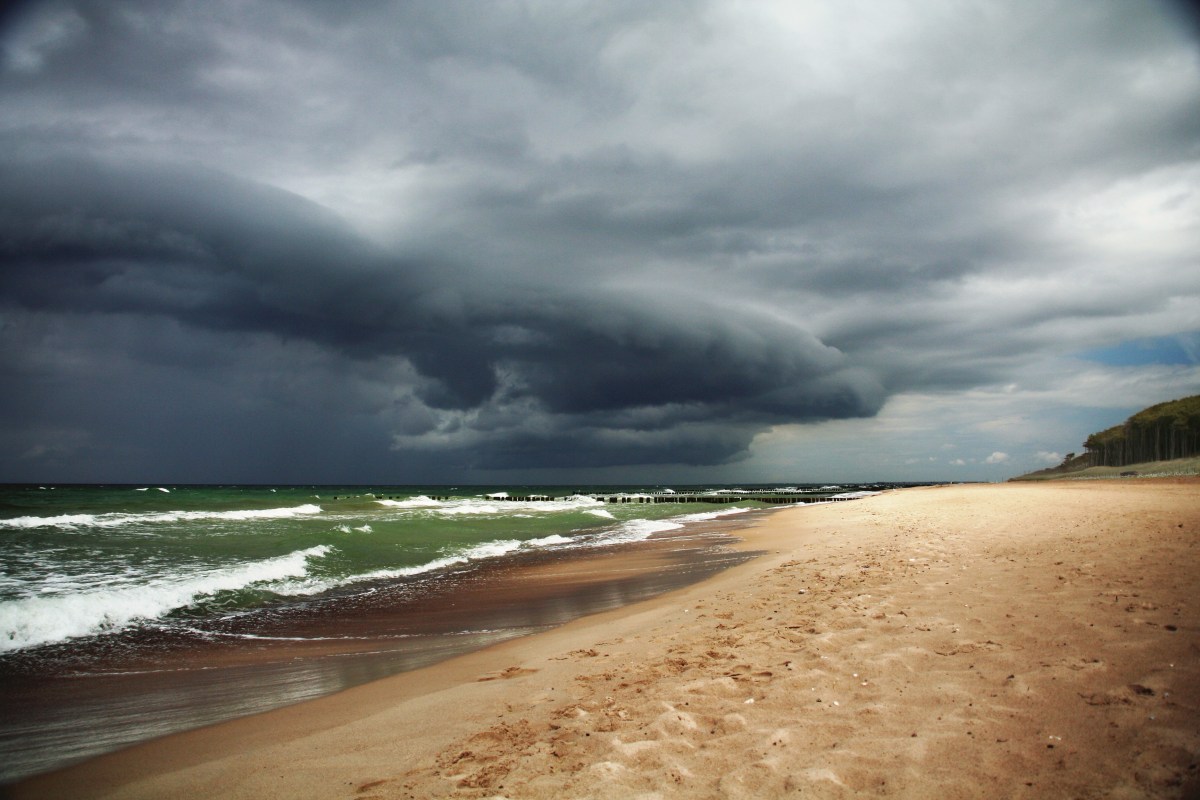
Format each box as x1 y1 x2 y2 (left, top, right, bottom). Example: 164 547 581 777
1081 395 1200 467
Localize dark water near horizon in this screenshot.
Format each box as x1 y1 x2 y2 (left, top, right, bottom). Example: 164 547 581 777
0 482 886 783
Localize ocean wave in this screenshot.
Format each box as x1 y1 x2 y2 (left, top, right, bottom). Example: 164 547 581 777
526 534 573 547
0 504 324 530
0 545 333 653
593 517 684 545
333 532 577 587
345 538 524 583
674 506 754 523
829 490 878 500
347 554 472 583
370 494 605 518
434 496 604 516
581 506 753 546
375 496 442 508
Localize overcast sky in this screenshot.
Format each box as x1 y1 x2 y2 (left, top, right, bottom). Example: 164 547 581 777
1 0 1198 485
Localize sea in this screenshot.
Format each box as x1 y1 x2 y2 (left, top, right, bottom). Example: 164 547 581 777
0 482 885 783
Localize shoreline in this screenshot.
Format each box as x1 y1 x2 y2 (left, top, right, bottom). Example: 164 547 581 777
13 479 1200 799
0 509 770 784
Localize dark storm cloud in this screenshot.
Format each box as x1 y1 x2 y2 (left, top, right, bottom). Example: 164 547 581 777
0 153 881 476
1 0 1197 481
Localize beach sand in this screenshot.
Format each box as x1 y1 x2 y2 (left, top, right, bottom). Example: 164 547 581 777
13 479 1200 799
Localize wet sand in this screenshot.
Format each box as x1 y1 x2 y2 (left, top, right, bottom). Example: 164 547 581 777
13 480 1200 799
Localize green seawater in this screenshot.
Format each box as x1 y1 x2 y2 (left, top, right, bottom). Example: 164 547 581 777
1 483 853 654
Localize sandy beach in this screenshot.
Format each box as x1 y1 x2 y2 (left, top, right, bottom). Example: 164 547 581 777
13 479 1200 799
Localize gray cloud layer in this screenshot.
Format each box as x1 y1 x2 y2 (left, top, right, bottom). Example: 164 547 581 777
1 1 1198 481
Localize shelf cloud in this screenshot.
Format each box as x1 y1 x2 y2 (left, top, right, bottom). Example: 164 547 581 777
2 1 1197 481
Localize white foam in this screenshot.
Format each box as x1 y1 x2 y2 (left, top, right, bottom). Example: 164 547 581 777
0 504 323 530
464 539 524 559
375 496 442 508
346 537 525 584
198 504 323 521
527 534 573 547
437 502 505 516
0 545 333 652
2 513 104 529
350 554 470 583
429 495 603 516
341 528 592 587
370 495 606 518
580 505 758 548
586 509 616 519
596 518 684 545
675 507 754 523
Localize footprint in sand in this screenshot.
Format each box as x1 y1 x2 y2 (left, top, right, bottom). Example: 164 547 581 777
477 666 540 682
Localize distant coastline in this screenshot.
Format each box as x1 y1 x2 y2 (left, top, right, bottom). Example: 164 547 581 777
1011 454 1200 481
1012 394 1200 481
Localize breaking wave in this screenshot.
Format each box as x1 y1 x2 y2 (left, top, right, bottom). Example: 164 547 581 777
1 504 324 531
0 545 333 652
